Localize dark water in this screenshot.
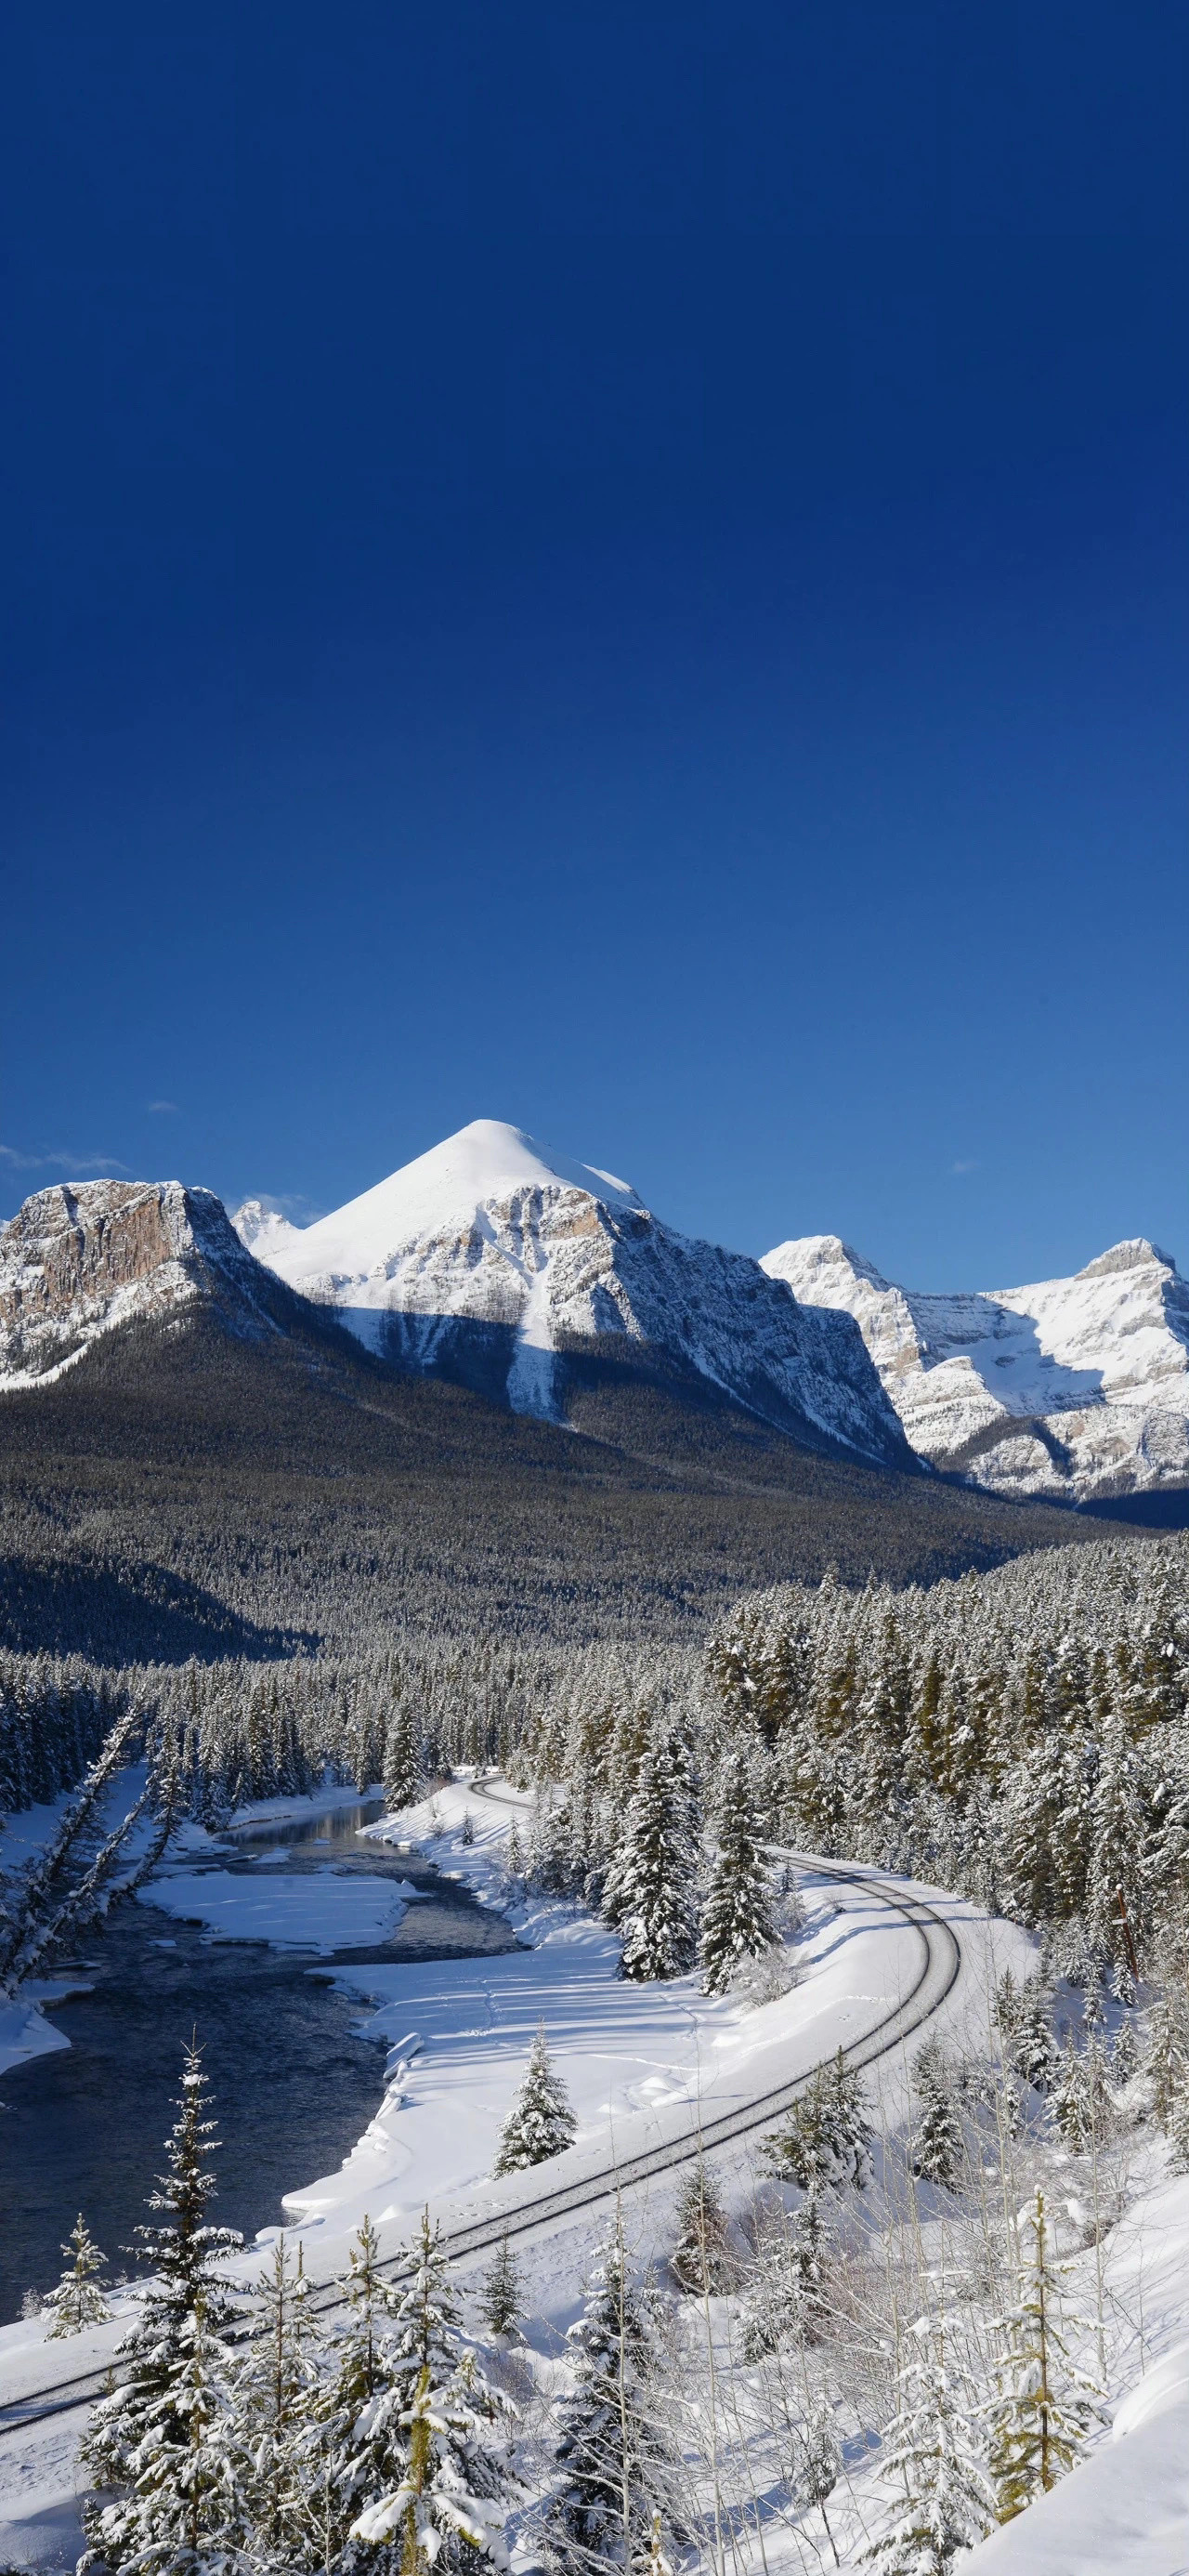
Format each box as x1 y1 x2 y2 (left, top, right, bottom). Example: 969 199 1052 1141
0 1798 518 2323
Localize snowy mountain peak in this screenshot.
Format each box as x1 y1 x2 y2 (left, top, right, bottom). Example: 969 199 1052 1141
232 1198 303 1261
766 1234 895 1295
1076 1238 1177 1281
247 1125 908 1464
763 1229 1189 1503
244 1119 647 1294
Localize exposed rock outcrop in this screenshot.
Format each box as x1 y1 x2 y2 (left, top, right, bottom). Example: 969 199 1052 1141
0 1180 283 1387
762 1232 1189 1502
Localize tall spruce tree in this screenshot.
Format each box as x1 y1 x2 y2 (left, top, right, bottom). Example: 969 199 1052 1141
384 1704 423 1814
81 2040 244 2573
739 2190 828 2359
670 2163 735 2295
544 2215 682 2576
294 2215 400 2571
763 2051 873 2194
699 1747 776 1997
344 2211 512 2575
493 2023 578 2175
479 2233 523 2342
229 2234 320 2573
910 2041 963 2190
603 1729 698 1984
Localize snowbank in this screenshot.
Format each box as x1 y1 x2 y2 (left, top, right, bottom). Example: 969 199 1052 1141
965 2394 1189 2574
965 2172 1189 2574
137 1866 421 1953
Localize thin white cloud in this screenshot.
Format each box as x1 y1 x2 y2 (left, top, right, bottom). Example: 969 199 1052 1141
0 1145 131 1175
950 1157 980 1176
148 1099 180 1114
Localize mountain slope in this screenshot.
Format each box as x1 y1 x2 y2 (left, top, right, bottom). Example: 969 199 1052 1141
0 1279 1112 1662
241 1120 912 1468
762 1233 1189 1503
0 1179 312 1388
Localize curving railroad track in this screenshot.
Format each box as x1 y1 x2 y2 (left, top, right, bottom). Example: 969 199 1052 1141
0 1779 960 2440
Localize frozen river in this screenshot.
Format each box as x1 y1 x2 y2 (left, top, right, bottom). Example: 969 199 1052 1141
0 1797 519 2323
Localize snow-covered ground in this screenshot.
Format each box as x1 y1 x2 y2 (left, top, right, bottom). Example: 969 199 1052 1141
4 1775 1186 2571
137 1861 423 1953
963 2168 1189 2576
0 1773 1025 2569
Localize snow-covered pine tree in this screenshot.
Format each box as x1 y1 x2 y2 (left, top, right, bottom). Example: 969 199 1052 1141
698 1745 776 1996
350 2357 510 2573
493 2023 577 2175
384 1703 423 1814
81 2040 244 2573
544 2214 683 2576
739 2190 828 2359
669 2163 735 2295
479 2234 523 2342
1142 1989 1188 2128
44 2214 108 2338
988 2188 1107 2517
1002 1976 1058 2095
1087 1719 1149 1997
1168 2079 1189 2175
603 1728 698 1984
763 2051 873 2194
911 2040 963 2190
294 2214 400 2570
1051 2030 1111 2154
345 2210 513 2574
229 2234 321 2572
109 2283 242 2576
861 2311 995 2575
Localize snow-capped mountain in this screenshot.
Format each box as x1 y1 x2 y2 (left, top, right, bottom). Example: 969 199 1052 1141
237 1119 911 1465
0 1180 294 1387
233 1198 305 1264
762 1233 1189 1502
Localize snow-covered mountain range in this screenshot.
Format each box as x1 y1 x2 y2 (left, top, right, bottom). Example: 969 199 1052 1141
4 1136 1183 1507
0 1180 293 1387
762 1233 1189 1503
234 1119 911 1465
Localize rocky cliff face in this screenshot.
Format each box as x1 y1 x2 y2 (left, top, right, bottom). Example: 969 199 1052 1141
762 1233 1189 1502
242 1121 912 1467
0 1180 285 1387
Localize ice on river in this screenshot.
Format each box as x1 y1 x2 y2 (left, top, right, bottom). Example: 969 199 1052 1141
137 1866 423 1952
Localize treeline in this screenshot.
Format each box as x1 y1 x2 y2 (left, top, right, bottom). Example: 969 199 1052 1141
518 1531 1189 1991
6 1530 1188 2008
0 1650 122 1814
0 1632 582 1826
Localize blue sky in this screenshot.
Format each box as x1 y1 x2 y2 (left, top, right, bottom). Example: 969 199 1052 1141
4 4 1186 1289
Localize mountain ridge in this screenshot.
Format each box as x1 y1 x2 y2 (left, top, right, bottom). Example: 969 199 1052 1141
0 1178 302 1388
234 1119 912 1469
762 1230 1189 1503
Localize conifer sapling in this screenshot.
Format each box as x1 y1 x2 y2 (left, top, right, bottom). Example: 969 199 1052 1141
493 2022 578 2175
45 2214 108 2338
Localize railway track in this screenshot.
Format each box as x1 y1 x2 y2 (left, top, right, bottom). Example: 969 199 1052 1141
0 1781 960 2439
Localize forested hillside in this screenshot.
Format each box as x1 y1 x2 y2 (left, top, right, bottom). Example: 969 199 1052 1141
0 1300 1117 1670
